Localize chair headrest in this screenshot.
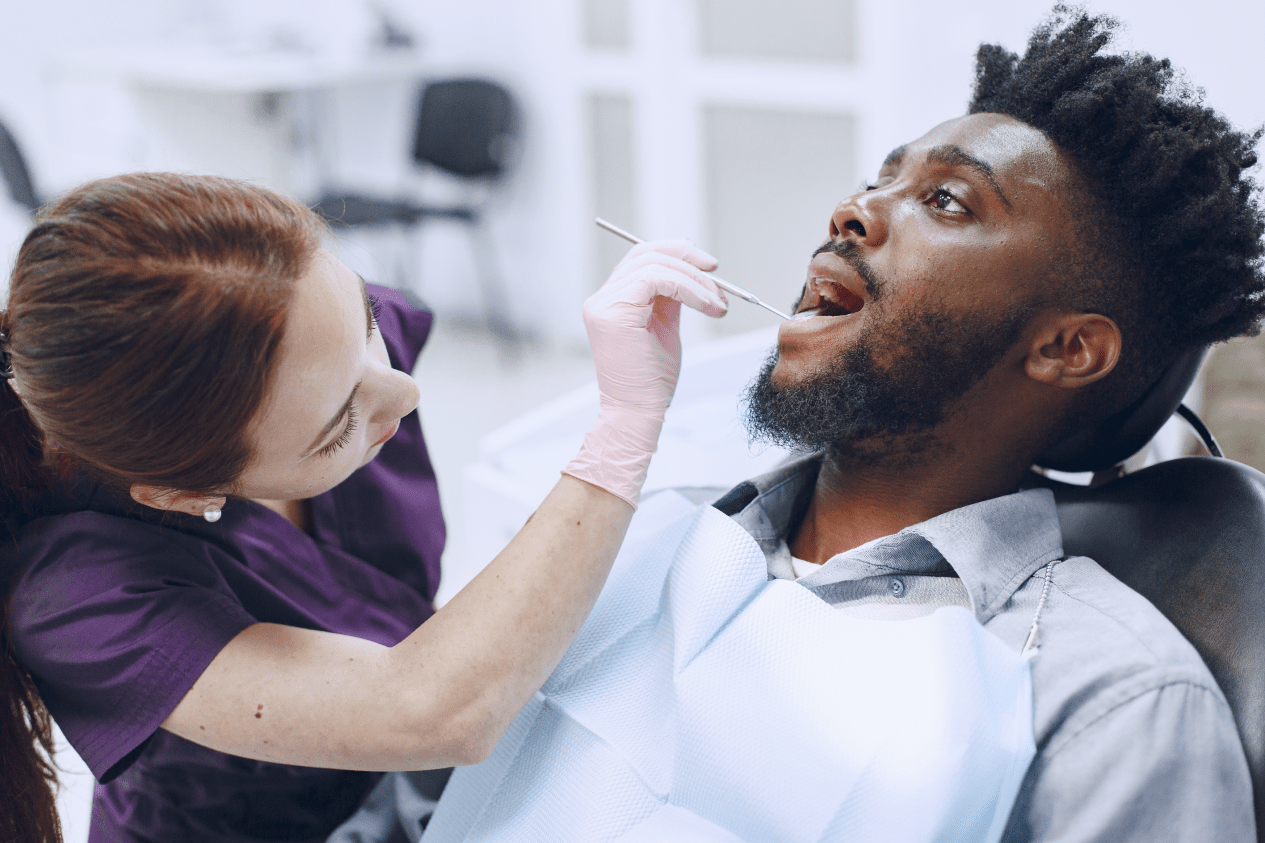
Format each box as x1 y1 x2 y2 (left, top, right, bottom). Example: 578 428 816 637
1034 346 1207 473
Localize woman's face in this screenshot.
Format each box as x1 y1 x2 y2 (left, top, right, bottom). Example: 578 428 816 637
233 248 421 502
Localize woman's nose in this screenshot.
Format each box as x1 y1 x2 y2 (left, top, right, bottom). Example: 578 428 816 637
370 366 421 424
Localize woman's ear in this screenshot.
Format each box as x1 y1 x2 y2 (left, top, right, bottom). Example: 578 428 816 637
130 485 227 517
1024 312 1121 389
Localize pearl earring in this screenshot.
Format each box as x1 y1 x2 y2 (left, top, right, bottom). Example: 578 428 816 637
202 506 222 523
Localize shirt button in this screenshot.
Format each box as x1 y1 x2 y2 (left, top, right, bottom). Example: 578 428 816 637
889 578 906 598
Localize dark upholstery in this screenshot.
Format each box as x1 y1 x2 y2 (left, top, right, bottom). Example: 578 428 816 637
1028 457 1265 839
0 117 38 213
313 78 519 341
410 80 516 179
1034 347 1208 472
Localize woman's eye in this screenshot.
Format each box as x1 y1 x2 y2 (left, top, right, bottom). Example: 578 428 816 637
318 406 359 458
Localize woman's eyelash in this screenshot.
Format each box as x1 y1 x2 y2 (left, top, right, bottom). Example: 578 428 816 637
318 405 359 458
367 295 382 338
860 180 879 192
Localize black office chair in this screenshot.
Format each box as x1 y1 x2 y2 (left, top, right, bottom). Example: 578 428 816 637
1028 347 1265 840
0 116 39 215
314 78 520 342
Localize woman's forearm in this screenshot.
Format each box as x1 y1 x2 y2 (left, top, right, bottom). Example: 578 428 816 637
382 474 633 763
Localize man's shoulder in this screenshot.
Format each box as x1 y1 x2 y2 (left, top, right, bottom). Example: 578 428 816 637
1024 553 1230 749
1001 554 1253 842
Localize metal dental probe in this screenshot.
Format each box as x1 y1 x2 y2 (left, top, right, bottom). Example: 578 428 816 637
595 218 792 320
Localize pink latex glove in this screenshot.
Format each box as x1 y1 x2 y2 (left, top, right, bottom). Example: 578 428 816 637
563 240 728 507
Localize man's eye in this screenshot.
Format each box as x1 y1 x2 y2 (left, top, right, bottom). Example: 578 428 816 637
930 188 967 213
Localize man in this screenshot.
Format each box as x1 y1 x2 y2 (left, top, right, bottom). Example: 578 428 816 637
347 9 1264 841
723 9 1263 839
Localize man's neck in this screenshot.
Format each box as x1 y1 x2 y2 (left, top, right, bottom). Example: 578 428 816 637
788 443 1029 566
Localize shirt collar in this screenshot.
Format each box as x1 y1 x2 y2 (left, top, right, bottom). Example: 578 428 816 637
719 455 1065 624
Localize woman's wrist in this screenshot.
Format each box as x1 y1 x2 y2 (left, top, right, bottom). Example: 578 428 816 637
562 406 665 508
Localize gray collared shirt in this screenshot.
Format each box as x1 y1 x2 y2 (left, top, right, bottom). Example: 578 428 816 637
712 455 1254 842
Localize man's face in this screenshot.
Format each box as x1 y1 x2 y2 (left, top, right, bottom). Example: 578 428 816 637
746 113 1078 462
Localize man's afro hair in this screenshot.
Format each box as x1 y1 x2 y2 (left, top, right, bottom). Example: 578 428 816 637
969 6 1265 399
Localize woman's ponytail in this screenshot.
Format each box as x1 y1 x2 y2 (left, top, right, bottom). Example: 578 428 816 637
0 605 63 843
0 317 50 533
0 317 62 842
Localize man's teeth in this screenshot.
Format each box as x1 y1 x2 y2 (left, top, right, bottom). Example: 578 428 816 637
791 308 823 321
812 277 865 315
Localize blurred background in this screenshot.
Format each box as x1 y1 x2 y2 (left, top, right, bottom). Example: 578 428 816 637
0 1 1261 839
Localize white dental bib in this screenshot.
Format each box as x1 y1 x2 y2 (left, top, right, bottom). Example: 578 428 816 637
425 492 1036 842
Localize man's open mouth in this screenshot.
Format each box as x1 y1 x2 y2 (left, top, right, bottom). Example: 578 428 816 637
792 278 866 320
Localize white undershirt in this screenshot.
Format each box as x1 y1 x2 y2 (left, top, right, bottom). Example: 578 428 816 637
790 556 823 579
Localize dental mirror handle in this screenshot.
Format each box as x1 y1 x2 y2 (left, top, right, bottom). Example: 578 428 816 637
595 218 791 321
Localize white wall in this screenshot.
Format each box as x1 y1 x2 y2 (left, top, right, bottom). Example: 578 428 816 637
3 0 1261 336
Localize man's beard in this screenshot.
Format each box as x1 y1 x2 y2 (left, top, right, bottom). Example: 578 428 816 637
743 298 1031 467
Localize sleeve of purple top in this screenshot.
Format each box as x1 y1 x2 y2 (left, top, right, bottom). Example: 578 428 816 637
367 284 434 376
9 513 258 782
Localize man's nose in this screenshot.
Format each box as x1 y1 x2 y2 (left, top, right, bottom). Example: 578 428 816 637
829 190 887 247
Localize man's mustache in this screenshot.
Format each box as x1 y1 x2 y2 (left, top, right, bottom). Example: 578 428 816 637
810 240 883 298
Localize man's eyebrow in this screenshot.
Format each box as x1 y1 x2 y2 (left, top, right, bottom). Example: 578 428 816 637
882 145 907 169
925 144 1013 209
305 383 361 457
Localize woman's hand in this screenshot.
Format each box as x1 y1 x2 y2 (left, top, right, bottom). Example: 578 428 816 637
564 240 728 506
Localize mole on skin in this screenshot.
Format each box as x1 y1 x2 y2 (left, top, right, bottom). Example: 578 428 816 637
255 704 265 720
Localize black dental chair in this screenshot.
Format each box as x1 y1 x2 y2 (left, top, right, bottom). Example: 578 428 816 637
0 116 39 214
1026 347 1265 840
313 78 521 344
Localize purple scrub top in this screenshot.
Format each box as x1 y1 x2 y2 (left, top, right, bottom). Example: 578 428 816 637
7 286 446 843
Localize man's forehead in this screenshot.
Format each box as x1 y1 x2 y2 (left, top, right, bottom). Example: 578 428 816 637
884 113 1070 191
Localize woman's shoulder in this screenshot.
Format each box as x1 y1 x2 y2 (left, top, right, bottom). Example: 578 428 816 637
7 506 258 781
10 506 243 636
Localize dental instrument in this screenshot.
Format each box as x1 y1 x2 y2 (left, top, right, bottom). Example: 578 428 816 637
595 218 792 321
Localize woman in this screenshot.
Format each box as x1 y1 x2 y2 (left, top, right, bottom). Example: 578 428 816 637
0 173 726 842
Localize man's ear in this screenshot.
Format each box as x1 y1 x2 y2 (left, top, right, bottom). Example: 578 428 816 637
1024 312 1121 389
130 485 227 517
